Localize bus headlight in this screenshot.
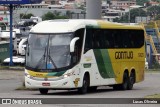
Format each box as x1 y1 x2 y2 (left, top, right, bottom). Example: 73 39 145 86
24 72 30 78
25 73 34 79
64 75 69 78
63 70 75 78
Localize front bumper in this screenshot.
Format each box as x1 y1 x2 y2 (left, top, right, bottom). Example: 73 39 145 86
25 76 76 89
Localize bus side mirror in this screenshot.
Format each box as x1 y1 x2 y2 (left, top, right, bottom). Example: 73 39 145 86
70 37 79 53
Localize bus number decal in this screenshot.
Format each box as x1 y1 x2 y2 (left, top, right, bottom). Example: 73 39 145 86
115 51 133 59
138 53 144 57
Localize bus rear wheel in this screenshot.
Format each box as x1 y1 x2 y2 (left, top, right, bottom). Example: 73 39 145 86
113 72 129 90
78 74 89 94
127 72 135 90
120 72 129 90
39 88 48 94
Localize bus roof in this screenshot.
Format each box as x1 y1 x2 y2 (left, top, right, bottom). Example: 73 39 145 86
30 19 143 33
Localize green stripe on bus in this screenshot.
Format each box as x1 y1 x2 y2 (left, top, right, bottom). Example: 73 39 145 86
47 71 66 76
93 49 115 79
101 49 115 78
93 49 109 78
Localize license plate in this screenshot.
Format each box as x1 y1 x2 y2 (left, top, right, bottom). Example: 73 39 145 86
42 83 50 86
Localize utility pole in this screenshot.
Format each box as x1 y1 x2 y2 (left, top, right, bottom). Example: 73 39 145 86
128 0 131 23
9 4 13 66
86 0 102 19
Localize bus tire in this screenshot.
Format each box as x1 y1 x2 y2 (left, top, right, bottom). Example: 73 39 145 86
88 86 97 92
113 85 120 90
119 72 129 90
127 72 135 90
13 50 17 56
78 74 89 94
39 88 48 94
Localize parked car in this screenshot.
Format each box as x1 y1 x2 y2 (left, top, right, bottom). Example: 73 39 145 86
3 56 25 66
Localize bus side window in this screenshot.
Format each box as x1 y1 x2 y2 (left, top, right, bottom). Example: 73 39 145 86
114 31 119 48
73 28 84 63
99 29 106 49
122 30 128 48
108 31 115 48
136 30 143 48
129 31 135 48
84 29 93 53
93 29 101 49
104 30 110 48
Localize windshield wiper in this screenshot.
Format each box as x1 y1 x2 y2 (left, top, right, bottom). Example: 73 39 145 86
47 48 58 70
35 46 47 69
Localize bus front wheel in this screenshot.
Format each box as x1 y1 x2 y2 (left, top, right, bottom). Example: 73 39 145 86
78 74 89 94
39 88 48 94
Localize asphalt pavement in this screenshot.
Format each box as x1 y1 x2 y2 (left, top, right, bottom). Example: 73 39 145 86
0 69 160 107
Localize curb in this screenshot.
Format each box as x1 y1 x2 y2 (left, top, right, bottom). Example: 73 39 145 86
0 66 24 71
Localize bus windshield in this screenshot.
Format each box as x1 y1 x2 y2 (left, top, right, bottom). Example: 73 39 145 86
26 33 73 71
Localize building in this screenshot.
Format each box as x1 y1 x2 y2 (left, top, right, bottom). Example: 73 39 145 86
0 6 8 11
18 4 48 9
0 6 9 30
110 0 136 9
148 1 160 6
102 9 126 22
44 0 60 4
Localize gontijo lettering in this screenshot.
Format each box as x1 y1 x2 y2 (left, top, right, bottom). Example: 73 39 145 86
115 51 133 59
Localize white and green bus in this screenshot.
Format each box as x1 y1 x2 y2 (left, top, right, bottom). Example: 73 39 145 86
25 19 145 94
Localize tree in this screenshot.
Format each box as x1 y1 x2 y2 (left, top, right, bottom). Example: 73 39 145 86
42 11 68 21
42 12 55 20
136 0 149 6
113 17 120 22
66 11 72 18
154 14 160 20
152 0 160 2
117 8 147 23
147 6 160 19
20 13 34 19
130 8 147 22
